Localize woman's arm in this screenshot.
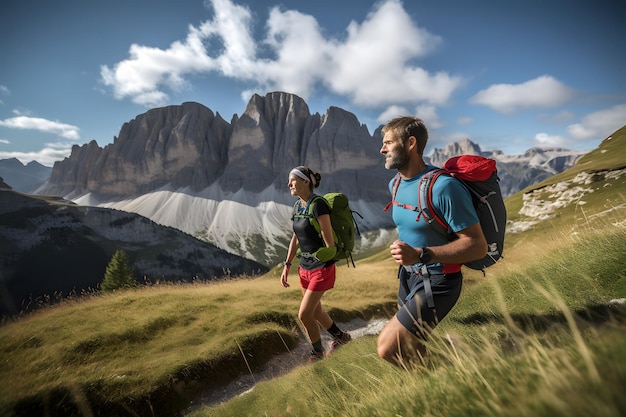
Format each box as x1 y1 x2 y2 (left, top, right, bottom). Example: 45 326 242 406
317 213 335 247
281 233 299 288
314 213 337 262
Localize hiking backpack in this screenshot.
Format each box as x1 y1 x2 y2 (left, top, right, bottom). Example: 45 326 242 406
385 155 507 272
293 193 363 267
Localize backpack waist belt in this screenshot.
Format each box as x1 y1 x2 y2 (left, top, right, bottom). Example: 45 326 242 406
403 263 461 275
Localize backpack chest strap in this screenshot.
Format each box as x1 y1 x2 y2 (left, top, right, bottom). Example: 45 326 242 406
384 172 424 218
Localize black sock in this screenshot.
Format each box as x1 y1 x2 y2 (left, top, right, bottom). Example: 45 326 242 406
327 322 343 338
312 339 324 353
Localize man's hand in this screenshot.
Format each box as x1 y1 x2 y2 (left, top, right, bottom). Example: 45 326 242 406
389 240 420 266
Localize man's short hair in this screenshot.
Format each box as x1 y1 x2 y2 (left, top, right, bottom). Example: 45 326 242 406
382 116 428 155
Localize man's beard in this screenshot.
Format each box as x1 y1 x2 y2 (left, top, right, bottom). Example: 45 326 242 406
384 148 409 170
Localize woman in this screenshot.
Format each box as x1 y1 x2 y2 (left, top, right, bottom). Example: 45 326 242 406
281 166 351 362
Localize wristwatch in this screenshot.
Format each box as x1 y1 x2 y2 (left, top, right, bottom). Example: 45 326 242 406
419 247 432 264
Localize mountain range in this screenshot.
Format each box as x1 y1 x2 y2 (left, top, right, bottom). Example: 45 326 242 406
0 92 591 315
0 188 267 316
18 92 584 265
0 158 51 194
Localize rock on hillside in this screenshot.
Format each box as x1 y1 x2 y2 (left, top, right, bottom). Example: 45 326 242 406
0 189 267 316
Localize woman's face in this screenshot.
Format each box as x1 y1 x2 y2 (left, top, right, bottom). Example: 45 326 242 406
288 174 308 197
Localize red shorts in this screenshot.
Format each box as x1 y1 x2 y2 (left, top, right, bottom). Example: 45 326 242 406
299 264 336 292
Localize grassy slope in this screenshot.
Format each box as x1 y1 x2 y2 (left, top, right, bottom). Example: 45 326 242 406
1 127 625 417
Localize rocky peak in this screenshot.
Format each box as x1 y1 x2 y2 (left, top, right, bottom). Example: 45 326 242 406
427 138 484 167
44 140 102 198
39 92 390 204
220 92 312 192
44 103 233 198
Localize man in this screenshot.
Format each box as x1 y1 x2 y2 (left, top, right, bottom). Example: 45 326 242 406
378 116 487 367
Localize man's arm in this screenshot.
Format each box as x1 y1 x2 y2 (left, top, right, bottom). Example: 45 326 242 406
390 223 487 266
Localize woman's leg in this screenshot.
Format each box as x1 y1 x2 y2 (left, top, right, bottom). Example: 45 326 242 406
299 288 327 345
312 294 333 329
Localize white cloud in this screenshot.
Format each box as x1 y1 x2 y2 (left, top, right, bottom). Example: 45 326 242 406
567 104 626 140
0 116 80 140
258 7 330 97
323 0 460 107
377 105 410 123
457 117 473 125
375 104 443 131
470 75 575 114
534 132 566 147
100 0 462 109
414 105 443 129
0 145 72 167
0 139 10 144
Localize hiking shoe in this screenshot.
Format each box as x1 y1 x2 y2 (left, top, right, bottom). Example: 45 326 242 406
329 332 352 353
308 349 325 363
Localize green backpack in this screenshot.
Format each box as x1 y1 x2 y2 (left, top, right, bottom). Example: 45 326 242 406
294 193 362 267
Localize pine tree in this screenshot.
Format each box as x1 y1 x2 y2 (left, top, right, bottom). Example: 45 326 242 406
101 250 136 292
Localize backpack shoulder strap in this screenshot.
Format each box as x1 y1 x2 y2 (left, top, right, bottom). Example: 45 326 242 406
291 200 300 221
384 172 423 213
304 195 326 234
418 169 454 238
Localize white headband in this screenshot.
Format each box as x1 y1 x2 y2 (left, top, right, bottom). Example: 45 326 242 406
290 168 310 182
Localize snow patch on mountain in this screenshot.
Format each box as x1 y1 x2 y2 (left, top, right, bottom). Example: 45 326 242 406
75 184 393 265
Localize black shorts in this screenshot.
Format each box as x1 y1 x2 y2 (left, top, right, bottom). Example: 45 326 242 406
396 265 462 338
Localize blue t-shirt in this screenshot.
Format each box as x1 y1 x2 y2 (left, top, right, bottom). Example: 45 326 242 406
390 166 479 249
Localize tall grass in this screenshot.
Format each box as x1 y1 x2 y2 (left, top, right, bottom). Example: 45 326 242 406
1 141 625 416
190 213 626 417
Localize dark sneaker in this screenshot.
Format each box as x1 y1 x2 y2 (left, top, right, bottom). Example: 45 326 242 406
308 349 325 363
329 332 352 353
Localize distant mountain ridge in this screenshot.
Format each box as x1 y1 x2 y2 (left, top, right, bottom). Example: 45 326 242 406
36 92 585 264
0 188 267 316
0 158 52 193
425 138 586 197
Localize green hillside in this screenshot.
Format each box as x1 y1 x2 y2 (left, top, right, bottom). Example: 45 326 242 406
1 127 625 417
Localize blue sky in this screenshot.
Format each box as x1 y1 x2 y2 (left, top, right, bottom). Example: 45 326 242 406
1 0 624 166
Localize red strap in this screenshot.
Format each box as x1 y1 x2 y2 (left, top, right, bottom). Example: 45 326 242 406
422 170 450 229
443 263 462 274
384 173 405 212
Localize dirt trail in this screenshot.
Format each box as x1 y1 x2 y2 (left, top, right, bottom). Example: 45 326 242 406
184 318 388 413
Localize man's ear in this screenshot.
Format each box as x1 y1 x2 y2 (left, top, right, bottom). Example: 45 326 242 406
408 135 417 151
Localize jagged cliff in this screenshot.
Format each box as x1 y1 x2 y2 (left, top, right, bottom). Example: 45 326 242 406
37 92 585 265
44 102 232 198
42 93 388 202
